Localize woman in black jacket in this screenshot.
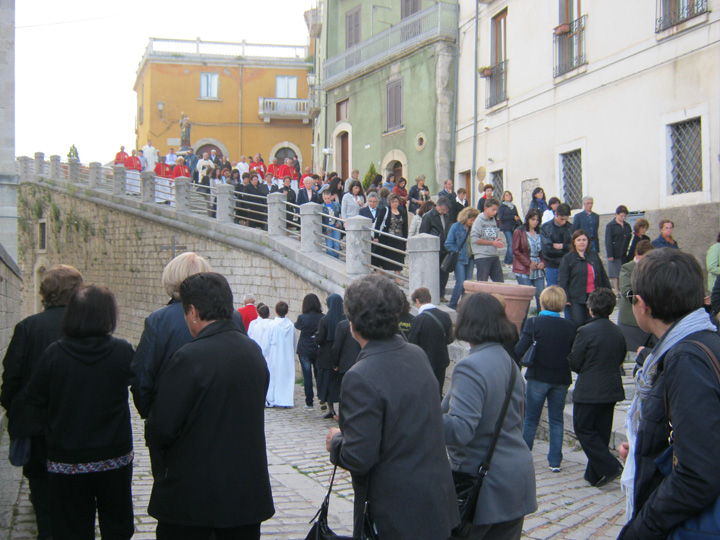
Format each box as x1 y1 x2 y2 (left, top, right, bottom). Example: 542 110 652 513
568 288 626 487
294 294 323 409
25 285 135 540
315 294 345 419
516 286 576 472
558 229 612 327
604 205 632 295
498 190 521 266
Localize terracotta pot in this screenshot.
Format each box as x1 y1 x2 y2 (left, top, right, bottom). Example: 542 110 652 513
554 23 571 35
463 280 537 332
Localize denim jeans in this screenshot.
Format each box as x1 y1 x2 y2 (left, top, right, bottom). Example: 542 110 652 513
298 355 317 406
502 230 514 264
324 227 341 259
523 379 568 468
545 266 559 286
515 274 545 312
449 258 474 309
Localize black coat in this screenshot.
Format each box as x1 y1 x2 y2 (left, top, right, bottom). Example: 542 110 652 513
25 335 134 463
620 331 720 539
408 307 454 371
558 251 612 305
497 203 520 232
1 306 65 438
568 317 626 403
419 208 451 254
359 205 387 236
605 220 632 260
623 233 650 263
314 315 338 369
332 320 362 374
146 320 274 527
515 314 576 386
297 188 320 205
294 311 322 359
540 219 573 268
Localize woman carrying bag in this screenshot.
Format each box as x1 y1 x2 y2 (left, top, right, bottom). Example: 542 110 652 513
445 207 480 310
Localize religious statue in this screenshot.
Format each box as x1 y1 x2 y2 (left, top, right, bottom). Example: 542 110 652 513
179 113 192 151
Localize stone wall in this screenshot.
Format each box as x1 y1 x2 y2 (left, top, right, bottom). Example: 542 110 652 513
0 242 22 429
16 183 333 347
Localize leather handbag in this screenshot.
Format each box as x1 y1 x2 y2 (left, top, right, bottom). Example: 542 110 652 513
441 228 471 273
519 319 537 368
452 359 517 538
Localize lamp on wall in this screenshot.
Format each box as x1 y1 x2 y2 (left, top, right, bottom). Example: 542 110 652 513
157 101 165 120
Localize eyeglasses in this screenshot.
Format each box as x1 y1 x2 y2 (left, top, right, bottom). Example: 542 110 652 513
625 290 639 305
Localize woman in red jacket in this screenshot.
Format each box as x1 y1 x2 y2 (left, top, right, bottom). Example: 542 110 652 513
512 209 545 311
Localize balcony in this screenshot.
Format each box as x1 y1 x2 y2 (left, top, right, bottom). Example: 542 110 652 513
656 0 709 32
322 2 458 89
554 15 587 78
258 98 313 123
485 60 508 109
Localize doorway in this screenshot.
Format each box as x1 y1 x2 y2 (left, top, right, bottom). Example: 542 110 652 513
339 132 349 180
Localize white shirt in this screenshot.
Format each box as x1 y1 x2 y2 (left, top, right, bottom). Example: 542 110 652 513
417 303 438 315
237 161 249 174
165 153 177 165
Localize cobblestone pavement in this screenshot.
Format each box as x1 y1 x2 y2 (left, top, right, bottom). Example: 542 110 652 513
1 383 626 540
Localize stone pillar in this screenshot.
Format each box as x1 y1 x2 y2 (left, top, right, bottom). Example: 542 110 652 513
34 152 44 176
18 156 32 178
113 165 127 196
87 162 100 188
49 155 61 181
407 233 440 303
267 192 286 237
140 171 155 203
215 184 234 224
67 157 79 184
345 215 372 276
300 202 322 254
174 177 190 213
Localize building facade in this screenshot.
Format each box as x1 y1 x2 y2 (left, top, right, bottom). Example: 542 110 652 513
134 38 315 168
0 0 17 259
312 0 459 190
455 0 719 230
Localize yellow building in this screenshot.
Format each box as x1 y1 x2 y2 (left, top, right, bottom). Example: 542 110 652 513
134 38 316 168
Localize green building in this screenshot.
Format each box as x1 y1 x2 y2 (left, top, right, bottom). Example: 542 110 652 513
310 0 459 192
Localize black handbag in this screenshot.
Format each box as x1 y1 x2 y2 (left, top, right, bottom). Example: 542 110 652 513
519 319 537 368
441 228 471 273
452 360 517 538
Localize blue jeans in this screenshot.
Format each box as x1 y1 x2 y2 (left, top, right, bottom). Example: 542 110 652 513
298 355 317 406
523 379 568 468
515 274 545 312
324 227 341 258
449 257 474 309
502 231 514 264
545 266 559 286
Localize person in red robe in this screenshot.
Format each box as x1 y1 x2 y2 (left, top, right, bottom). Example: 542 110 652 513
114 146 129 165
249 153 267 176
238 295 258 329
154 161 172 179
124 150 142 171
277 158 299 181
172 157 190 179
267 158 280 179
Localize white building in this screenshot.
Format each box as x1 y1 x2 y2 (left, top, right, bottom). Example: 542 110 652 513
454 0 719 250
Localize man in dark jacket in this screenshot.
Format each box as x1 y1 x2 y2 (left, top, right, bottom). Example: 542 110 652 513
1 264 84 540
540 203 573 286
572 196 600 252
408 287 454 395
420 196 452 302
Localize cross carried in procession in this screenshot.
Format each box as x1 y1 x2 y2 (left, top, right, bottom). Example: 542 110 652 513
159 236 187 260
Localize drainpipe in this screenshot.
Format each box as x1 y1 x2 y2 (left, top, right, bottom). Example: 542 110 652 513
449 1 460 183
471 0 479 206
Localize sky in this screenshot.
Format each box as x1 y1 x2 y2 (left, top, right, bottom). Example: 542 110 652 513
14 1 314 164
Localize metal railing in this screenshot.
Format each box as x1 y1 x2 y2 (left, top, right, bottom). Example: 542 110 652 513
155 177 175 205
230 191 269 229
362 227 410 284
313 212 347 260
186 183 217 217
554 16 586 77
656 0 708 32
76 166 89 185
99 167 114 191
486 60 508 108
280 201 302 240
143 37 307 59
126 171 141 196
323 2 458 87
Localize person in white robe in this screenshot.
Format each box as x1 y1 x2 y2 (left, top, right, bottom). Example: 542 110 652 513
142 140 158 172
247 304 272 358
265 302 297 408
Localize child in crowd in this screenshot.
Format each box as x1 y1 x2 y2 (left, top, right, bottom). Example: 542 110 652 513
265 302 297 408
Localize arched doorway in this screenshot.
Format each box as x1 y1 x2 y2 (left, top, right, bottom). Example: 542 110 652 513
196 144 223 160
387 160 403 181
274 147 297 163
339 132 349 181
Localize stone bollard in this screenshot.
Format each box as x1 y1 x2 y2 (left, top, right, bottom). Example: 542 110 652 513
113 165 127 196
267 192 286 237
407 233 440 303
34 152 45 177
300 202 323 254
140 171 155 203
88 162 101 188
18 156 32 178
215 184 234 224
345 215 372 276
174 177 190 213
68 157 79 184
49 155 61 182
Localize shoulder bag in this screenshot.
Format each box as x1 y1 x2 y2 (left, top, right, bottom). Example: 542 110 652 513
655 340 720 540
452 358 517 538
441 227 471 274
519 318 537 368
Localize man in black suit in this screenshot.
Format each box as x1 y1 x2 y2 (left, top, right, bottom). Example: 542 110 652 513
419 196 452 302
359 192 387 268
437 178 457 203
408 287 454 395
296 177 319 205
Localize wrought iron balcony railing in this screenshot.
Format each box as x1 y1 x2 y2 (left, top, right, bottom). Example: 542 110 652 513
656 0 709 32
485 60 508 109
322 2 458 88
554 15 587 78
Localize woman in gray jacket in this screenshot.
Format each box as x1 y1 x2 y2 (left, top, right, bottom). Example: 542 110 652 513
443 293 537 540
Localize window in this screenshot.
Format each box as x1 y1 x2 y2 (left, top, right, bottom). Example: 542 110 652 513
386 80 403 132
401 0 422 40
139 84 144 124
401 0 421 18
276 76 298 99
561 150 582 210
491 170 504 199
554 0 586 77
336 99 349 122
38 220 47 252
669 118 702 195
656 0 709 32
200 73 219 99
346 6 362 49
492 10 507 66
486 11 508 108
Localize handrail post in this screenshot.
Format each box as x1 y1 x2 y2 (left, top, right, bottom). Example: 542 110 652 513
174 177 190 212
267 192 286 237
215 184 234 224
141 171 155 203
407 233 440 302
345 215 372 276
34 152 45 177
49 155 61 182
88 162 101 188
113 165 127 196
300 202 323 253
68 158 79 184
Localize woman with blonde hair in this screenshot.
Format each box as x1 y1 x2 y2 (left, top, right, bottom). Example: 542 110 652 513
445 206 480 310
